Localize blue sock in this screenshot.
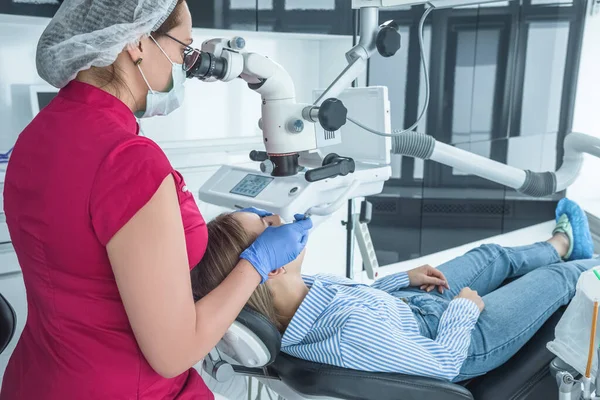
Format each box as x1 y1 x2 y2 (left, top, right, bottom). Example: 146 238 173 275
554 198 594 261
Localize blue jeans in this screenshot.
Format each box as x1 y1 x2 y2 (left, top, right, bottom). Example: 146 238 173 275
390 243 599 382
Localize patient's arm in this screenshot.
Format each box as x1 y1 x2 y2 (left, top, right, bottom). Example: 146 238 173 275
370 271 410 293
371 266 448 294
339 299 480 381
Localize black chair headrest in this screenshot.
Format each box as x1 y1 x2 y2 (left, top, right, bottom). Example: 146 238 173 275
235 306 281 366
0 293 16 355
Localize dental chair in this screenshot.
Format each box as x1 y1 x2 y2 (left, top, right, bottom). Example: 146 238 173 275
207 306 566 400
0 293 16 355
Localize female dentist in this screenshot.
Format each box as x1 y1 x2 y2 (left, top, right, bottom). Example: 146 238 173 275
0 0 312 399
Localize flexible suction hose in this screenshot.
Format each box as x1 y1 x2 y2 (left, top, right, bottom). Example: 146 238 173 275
389 131 600 197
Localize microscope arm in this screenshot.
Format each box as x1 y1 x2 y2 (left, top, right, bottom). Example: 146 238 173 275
239 53 296 101
314 8 380 106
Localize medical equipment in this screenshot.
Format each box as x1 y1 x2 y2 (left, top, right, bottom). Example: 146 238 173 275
548 267 600 400
198 86 391 221
549 267 600 378
193 5 600 222
199 163 390 224
354 202 380 279
318 1 600 198
189 37 352 179
312 87 392 165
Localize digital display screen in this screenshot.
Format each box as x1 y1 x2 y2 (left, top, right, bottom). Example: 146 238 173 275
230 174 274 198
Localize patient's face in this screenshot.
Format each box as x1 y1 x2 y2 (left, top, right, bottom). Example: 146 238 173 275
232 212 305 275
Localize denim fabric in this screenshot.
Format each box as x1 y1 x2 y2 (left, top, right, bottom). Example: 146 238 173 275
391 243 599 382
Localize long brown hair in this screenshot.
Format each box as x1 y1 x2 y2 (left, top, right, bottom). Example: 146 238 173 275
190 214 284 332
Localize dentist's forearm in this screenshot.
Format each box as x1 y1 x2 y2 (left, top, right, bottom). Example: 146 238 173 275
193 259 261 350
148 259 261 378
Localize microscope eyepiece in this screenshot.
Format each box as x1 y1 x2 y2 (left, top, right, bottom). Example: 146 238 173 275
186 51 228 81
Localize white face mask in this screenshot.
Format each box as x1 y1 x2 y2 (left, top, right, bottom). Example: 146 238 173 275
136 36 187 119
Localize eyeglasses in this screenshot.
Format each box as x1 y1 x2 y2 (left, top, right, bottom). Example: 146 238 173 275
164 33 201 72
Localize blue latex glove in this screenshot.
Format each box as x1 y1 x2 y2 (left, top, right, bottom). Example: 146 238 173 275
236 207 273 218
241 215 313 283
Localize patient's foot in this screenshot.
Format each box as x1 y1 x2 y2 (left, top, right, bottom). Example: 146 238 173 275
553 198 594 261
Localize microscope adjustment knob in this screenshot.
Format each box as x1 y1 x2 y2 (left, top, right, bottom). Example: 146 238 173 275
318 98 348 132
377 20 401 58
287 119 305 134
229 36 246 50
249 150 268 162
260 159 275 174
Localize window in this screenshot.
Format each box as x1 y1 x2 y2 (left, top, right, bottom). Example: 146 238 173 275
11 0 59 3
257 0 352 34
519 21 570 137
369 26 412 132
370 7 434 184
221 1 352 37
364 0 586 265
229 0 258 9
530 0 573 5
452 29 501 147
369 0 586 188
284 0 335 10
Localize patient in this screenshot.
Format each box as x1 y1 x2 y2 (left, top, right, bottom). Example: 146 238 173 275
191 198 598 382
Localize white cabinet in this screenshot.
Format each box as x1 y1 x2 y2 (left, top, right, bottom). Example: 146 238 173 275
0 273 27 386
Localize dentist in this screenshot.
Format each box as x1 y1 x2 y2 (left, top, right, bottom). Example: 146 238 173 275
1 0 312 399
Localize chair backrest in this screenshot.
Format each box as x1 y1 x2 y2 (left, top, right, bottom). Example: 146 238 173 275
0 293 16 354
217 307 281 368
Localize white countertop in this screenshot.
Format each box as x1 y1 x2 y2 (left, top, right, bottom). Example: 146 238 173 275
579 199 600 219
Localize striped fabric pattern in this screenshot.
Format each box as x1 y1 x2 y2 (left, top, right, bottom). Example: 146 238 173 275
280 272 480 381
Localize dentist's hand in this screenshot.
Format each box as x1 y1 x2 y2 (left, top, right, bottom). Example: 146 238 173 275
240 215 313 283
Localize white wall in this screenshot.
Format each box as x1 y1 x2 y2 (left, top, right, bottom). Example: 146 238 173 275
0 16 48 151
568 9 600 203
0 15 337 147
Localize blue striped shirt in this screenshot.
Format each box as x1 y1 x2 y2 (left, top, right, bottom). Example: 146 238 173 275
280 272 481 381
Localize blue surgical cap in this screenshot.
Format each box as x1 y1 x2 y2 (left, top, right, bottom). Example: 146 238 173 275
36 0 179 88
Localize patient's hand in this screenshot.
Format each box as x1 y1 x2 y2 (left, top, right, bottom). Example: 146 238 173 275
407 265 450 294
455 288 485 312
